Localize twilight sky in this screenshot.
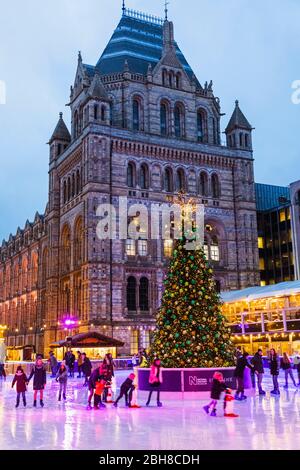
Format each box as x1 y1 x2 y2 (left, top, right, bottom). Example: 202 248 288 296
0 0 300 241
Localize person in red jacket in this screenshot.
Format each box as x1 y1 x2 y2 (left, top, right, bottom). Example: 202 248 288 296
12 365 28 408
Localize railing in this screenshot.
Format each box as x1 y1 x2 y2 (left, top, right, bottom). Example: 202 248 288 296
123 8 164 26
227 307 300 335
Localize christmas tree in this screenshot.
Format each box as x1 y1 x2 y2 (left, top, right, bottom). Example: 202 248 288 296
150 236 235 368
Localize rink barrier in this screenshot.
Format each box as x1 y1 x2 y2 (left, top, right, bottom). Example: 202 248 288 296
137 367 252 392
2 358 133 375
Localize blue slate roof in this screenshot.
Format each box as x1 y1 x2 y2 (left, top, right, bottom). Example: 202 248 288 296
94 11 195 78
255 183 290 212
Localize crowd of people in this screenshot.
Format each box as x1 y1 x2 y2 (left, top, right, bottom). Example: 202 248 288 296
8 349 164 410
4 345 300 414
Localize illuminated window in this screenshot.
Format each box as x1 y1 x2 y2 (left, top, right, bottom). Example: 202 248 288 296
259 258 265 270
164 240 173 258
279 210 286 223
126 240 136 256
210 237 220 261
203 240 209 259
138 240 148 256
130 329 139 354
258 237 264 249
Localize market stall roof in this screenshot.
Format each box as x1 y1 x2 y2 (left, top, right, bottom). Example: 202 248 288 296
6 344 35 351
221 280 300 304
49 331 124 349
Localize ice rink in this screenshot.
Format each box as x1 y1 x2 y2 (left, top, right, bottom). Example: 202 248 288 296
1 370 300 450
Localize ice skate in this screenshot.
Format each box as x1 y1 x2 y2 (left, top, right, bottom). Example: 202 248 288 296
33 400 37 407
203 405 210 414
40 400 44 408
210 409 217 417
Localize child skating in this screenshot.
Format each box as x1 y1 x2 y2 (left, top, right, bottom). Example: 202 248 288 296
113 373 136 407
223 388 239 418
28 357 47 407
56 361 68 401
94 378 106 409
203 371 226 417
11 365 28 408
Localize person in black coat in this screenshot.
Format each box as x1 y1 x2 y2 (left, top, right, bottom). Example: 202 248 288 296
81 353 92 386
87 365 106 409
251 349 265 395
64 349 75 377
269 348 280 395
102 353 115 402
113 373 136 408
28 358 47 407
234 352 254 400
203 371 227 417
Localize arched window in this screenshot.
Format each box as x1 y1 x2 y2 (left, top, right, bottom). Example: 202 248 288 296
160 103 168 136
169 72 173 88
21 257 28 291
31 252 38 288
174 104 184 138
164 168 173 192
197 112 203 142
245 134 249 148
176 169 185 191
42 248 49 287
239 132 243 147
127 162 135 188
61 225 71 273
72 173 75 198
212 118 217 144
94 104 98 120
175 73 181 89
76 169 81 194
67 177 71 201
74 110 79 138
133 99 140 131
74 218 83 268
127 276 137 311
63 180 67 204
211 174 220 199
139 277 149 311
140 164 149 190
101 105 106 121
199 172 208 196
162 69 167 86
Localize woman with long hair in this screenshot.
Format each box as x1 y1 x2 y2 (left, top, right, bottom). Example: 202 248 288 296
280 352 298 389
146 358 163 407
269 348 280 395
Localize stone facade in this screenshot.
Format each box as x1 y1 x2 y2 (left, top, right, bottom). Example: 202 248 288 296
0 9 260 356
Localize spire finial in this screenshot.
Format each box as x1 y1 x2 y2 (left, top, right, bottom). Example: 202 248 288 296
59 112 63 119
78 50 82 63
164 0 169 20
122 0 126 14
235 99 239 107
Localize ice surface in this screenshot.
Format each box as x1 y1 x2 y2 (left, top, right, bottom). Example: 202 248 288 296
0 370 299 450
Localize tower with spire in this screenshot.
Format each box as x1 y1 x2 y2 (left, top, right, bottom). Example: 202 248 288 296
225 100 254 151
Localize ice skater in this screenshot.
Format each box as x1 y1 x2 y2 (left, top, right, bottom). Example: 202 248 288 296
146 358 163 407
281 352 298 389
203 371 226 417
11 365 28 408
0 363 6 381
234 352 254 400
94 378 106 409
269 348 280 395
87 364 106 409
48 351 58 378
113 373 136 407
251 349 266 395
28 357 47 407
223 388 239 418
56 361 68 401
81 353 92 386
